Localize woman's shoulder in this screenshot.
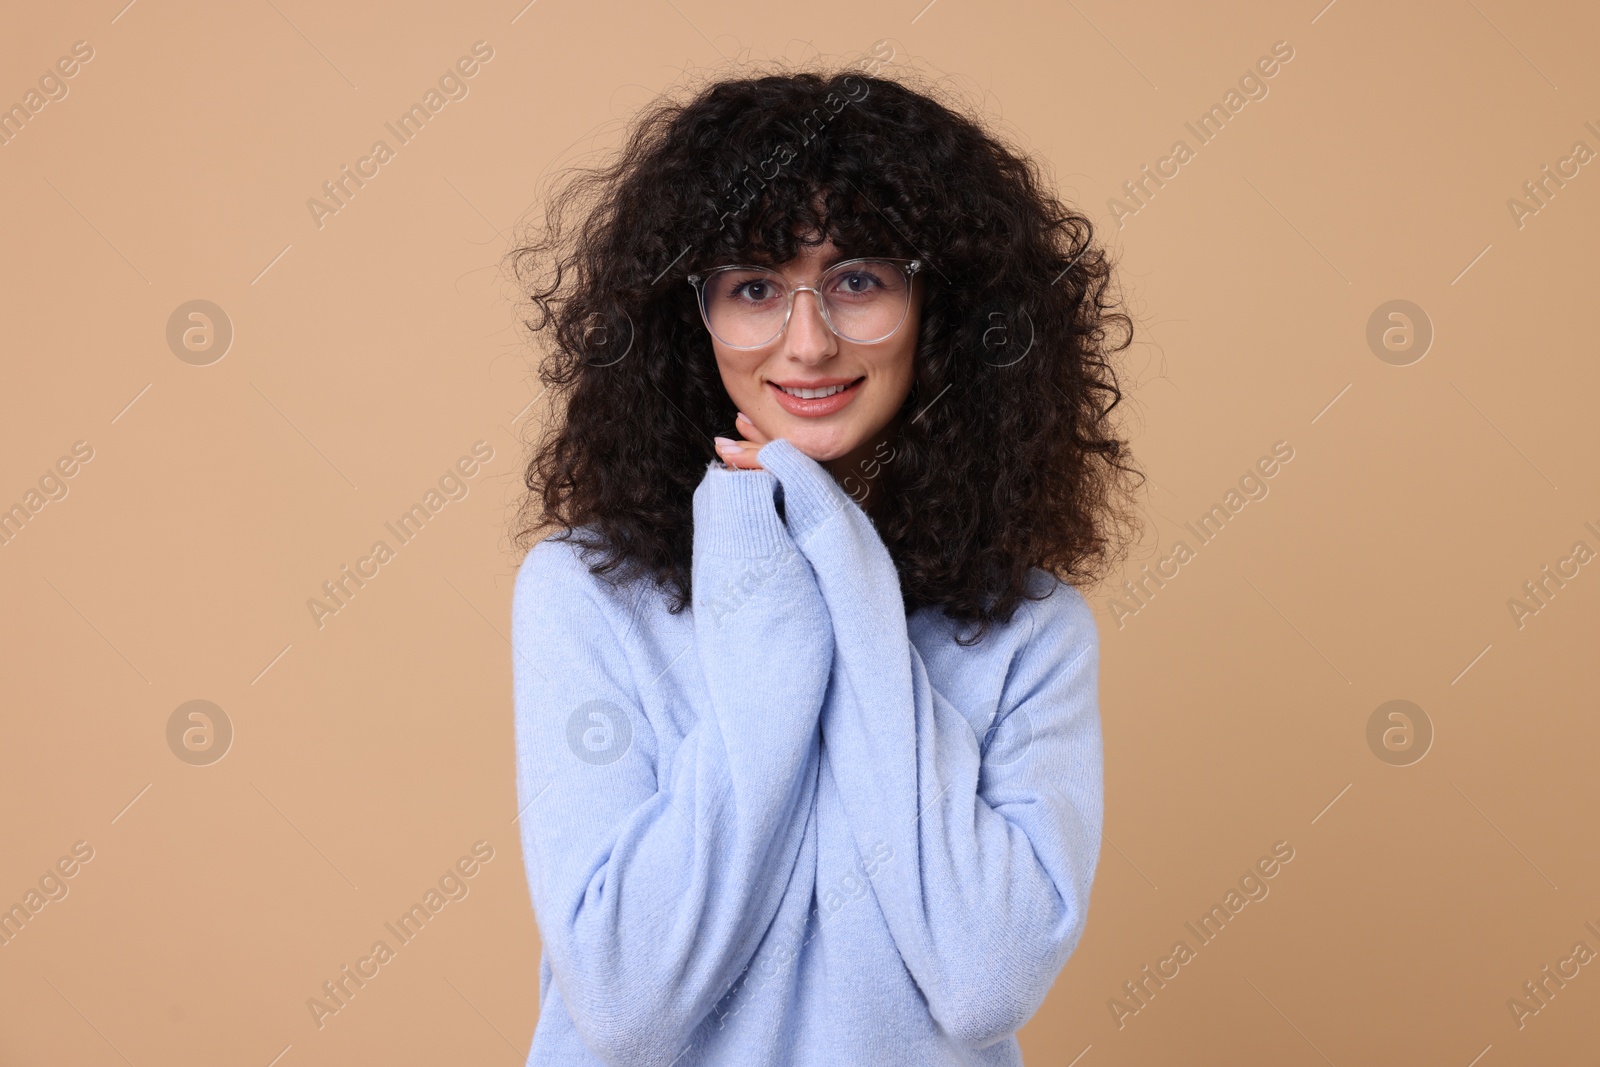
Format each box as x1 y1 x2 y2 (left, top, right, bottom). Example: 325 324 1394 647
514 526 640 621
516 527 588 587
943 569 1098 710
999 567 1098 665
916 566 1096 661
1021 566 1093 620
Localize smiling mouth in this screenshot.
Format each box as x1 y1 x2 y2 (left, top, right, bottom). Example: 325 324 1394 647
771 377 865 399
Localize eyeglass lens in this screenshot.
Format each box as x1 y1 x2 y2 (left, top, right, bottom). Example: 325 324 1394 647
701 259 912 347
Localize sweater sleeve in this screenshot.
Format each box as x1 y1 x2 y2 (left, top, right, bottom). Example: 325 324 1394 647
755 436 1104 1050
511 460 832 1065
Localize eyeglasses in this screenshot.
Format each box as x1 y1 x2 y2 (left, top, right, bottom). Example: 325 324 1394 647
686 257 922 349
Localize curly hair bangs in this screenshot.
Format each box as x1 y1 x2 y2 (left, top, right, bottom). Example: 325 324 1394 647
509 62 1144 644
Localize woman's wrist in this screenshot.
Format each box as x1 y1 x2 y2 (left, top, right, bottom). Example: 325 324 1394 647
692 461 790 558
755 438 851 546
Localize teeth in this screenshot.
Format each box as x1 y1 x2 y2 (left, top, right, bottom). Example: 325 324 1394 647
778 382 853 399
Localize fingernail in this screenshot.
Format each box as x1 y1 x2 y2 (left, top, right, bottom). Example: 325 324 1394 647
713 436 742 452
736 411 751 424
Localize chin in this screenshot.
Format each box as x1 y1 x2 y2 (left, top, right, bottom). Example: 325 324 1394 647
774 426 857 464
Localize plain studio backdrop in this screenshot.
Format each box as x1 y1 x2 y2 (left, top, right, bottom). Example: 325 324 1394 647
1 1 1597 1064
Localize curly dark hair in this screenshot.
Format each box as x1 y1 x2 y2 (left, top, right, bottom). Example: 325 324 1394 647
508 58 1144 644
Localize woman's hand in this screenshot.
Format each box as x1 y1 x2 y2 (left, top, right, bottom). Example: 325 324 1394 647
713 411 772 471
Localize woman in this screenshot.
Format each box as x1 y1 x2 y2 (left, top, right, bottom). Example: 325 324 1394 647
507 62 1140 1066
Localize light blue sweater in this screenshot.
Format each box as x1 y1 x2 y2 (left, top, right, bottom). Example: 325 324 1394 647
511 436 1103 1066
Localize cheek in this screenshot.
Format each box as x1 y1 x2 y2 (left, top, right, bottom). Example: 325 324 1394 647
878 337 917 395
713 348 762 391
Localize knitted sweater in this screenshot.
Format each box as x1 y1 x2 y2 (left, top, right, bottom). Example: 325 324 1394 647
510 436 1103 1066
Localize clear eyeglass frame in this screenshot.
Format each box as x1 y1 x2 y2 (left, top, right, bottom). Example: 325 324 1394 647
686 256 924 349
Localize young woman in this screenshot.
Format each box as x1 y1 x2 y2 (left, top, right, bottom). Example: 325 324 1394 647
507 63 1140 1066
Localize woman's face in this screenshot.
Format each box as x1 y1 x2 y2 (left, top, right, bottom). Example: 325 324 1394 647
707 237 921 474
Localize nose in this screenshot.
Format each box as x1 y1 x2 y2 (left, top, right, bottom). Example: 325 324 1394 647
783 287 837 361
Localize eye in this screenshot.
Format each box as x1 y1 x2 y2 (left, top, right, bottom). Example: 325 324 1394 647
719 271 785 305
829 269 886 297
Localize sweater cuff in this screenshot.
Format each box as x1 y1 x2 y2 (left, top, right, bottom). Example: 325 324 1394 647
692 460 792 557
755 437 851 543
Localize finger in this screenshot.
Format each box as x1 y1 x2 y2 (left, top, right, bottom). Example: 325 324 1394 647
713 437 765 470
734 411 771 445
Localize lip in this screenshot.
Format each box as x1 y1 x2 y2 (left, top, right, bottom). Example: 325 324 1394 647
768 375 865 417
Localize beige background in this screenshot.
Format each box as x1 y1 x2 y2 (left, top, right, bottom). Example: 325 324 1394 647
2 1 1597 1064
